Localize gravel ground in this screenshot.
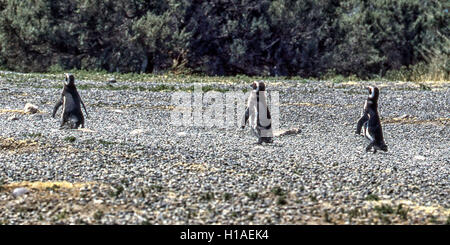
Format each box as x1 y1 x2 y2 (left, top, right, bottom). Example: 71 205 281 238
0 71 449 225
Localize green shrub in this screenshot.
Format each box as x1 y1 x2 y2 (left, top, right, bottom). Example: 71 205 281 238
0 0 446 79
64 136 76 143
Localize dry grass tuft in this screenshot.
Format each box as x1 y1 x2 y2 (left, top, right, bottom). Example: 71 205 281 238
0 137 39 153
282 102 335 108
2 181 93 191
0 108 43 115
383 117 449 126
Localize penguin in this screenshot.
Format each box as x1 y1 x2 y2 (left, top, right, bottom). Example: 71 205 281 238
242 81 273 144
52 73 88 129
355 86 388 153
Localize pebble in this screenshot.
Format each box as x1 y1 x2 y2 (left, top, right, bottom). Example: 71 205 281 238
130 129 147 135
93 199 104 205
176 132 187 137
8 115 19 121
414 155 426 161
12 187 29 197
24 103 39 114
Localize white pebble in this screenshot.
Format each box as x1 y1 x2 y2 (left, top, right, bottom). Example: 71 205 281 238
12 187 29 197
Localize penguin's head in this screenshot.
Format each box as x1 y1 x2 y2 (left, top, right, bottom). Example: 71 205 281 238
367 86 379 101
251 81 266 92
64 73 75 86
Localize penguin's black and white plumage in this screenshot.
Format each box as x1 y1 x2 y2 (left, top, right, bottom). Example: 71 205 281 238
355 86 388 153
52 74 88 129
242 81 273 144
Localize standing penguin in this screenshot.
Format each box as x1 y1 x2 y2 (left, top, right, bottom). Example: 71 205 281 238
242 81 273 144
52 73 88 129
355 86 388 153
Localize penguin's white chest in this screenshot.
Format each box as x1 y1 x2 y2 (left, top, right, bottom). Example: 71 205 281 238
363 122 373 141
246 92 273 137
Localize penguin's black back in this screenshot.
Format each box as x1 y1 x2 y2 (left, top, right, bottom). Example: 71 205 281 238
63 84 82 113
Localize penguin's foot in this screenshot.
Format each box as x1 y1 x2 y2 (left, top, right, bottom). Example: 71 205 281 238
261 137 273 144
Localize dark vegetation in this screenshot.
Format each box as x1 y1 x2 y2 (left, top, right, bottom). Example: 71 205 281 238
0 0 448 80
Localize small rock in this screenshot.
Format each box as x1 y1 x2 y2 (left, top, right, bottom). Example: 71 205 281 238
12 187 29 197
130 129 147 135
93 199 104 205
414 155 426 161
274 128 302 137
177 132 187 137
8 115 19 121
24 103 39 114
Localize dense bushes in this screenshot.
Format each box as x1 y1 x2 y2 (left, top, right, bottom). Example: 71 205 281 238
333 0 449 79
0 0 448 79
